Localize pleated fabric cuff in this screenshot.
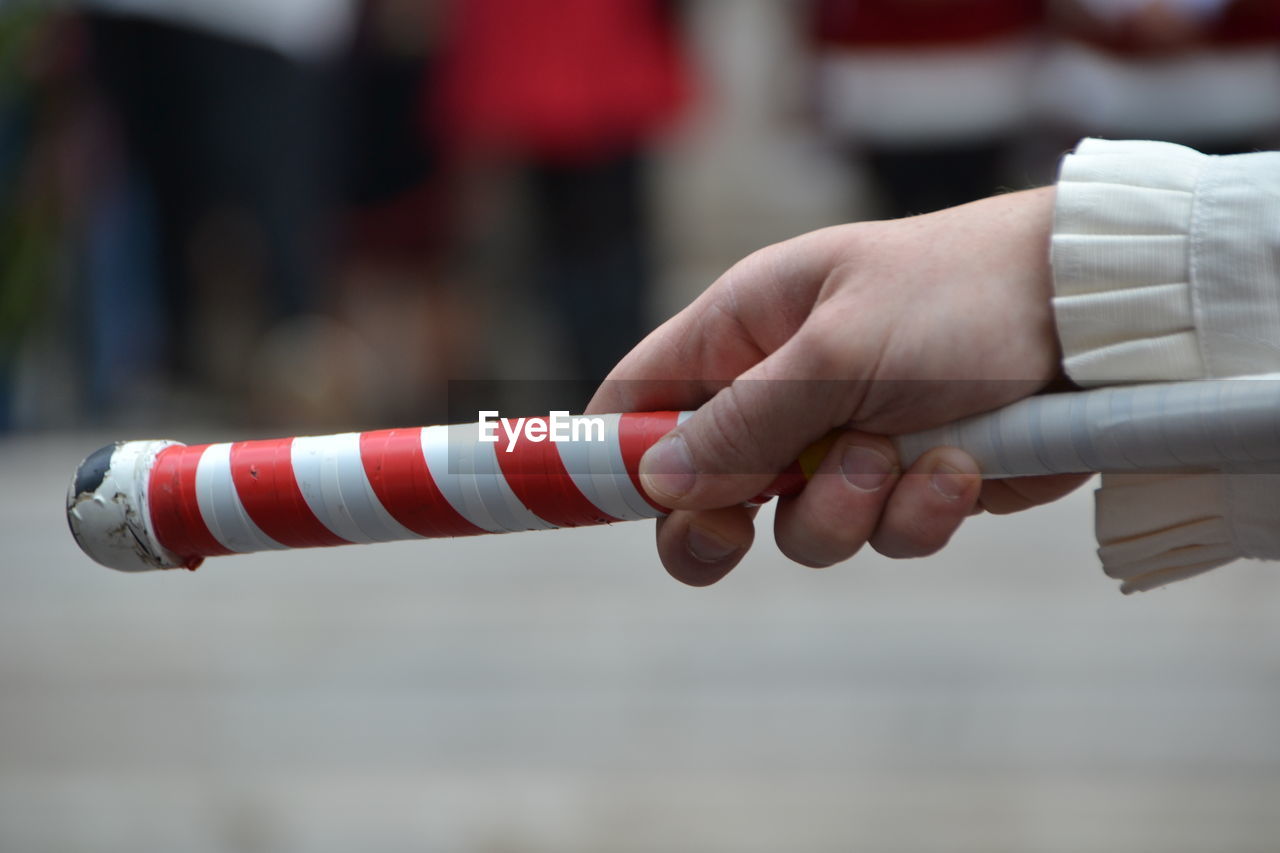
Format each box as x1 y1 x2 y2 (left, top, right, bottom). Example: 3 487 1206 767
1052 138 1210 385
1095 471 1280 594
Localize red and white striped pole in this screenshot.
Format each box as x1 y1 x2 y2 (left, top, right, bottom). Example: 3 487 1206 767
67 412 823 573
71 379 1280 573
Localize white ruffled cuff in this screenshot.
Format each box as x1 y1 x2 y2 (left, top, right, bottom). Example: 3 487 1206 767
1052 139 1208 384
1095 473 1234 594
1051 138 1280 386
1095 471 1280 594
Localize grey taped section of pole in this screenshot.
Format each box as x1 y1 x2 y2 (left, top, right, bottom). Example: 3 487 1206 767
894 378 1280 478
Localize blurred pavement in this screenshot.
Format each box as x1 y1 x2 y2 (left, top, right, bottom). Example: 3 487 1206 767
5 432 1280 852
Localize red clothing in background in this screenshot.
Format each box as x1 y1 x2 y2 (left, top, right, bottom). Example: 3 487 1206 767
435 0 689 163
1215 0 1280 44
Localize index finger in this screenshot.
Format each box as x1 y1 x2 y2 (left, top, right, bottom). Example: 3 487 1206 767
585 229 843 416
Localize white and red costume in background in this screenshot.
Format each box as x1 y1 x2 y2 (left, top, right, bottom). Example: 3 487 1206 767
1039 0 1280 147
810 0 1045 146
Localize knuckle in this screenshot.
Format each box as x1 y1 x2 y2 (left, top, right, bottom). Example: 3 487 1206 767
793 317 860 381
978 482 1022 515
781 530 864 569
778 541 838 569
709 243 783 312
779 495 875 568
874 515 957 560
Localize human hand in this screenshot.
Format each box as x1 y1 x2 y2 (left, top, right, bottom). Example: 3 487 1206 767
586 188 1091 585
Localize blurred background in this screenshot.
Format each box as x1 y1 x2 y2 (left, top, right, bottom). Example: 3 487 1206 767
5 1 1280 851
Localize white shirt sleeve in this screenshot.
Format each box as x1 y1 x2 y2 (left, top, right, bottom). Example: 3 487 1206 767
1053 138 1280 385
1051 138 1280 592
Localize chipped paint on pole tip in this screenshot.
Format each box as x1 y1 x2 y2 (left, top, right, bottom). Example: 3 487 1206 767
67 440 190 572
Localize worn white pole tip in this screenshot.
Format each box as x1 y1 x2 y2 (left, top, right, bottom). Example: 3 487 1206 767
66 440 189 572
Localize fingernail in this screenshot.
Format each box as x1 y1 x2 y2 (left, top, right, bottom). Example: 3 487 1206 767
641 434 696 501
687 525 738 564
842 445 893 492
930 463 969 501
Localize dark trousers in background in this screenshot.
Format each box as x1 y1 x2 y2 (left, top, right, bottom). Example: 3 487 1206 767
861 139 1013 220
87 14 337 387
529 151 652 409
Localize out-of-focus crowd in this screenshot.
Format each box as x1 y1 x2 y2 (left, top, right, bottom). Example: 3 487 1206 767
1 0 1277 432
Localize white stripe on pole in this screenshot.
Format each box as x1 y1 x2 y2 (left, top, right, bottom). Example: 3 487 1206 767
195 443 287 554
557 414 658 523
290 433 417 544
467 427 557 532
421 425 557 533
420 425 501 532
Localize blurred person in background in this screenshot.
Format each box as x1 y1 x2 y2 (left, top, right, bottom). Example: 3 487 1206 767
79 0 357 422
809 0 1046 220
331 0 490 426
433 0 691 411
1040 0 1280 153
0 7 79 430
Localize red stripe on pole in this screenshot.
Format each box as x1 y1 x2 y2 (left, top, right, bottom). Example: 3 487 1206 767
360 429 486 538
229 439 350 549
618 412 680 514
148 444 233 563
496 417 619 528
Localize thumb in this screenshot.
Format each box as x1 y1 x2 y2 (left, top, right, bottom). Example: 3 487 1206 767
639 331 867 511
